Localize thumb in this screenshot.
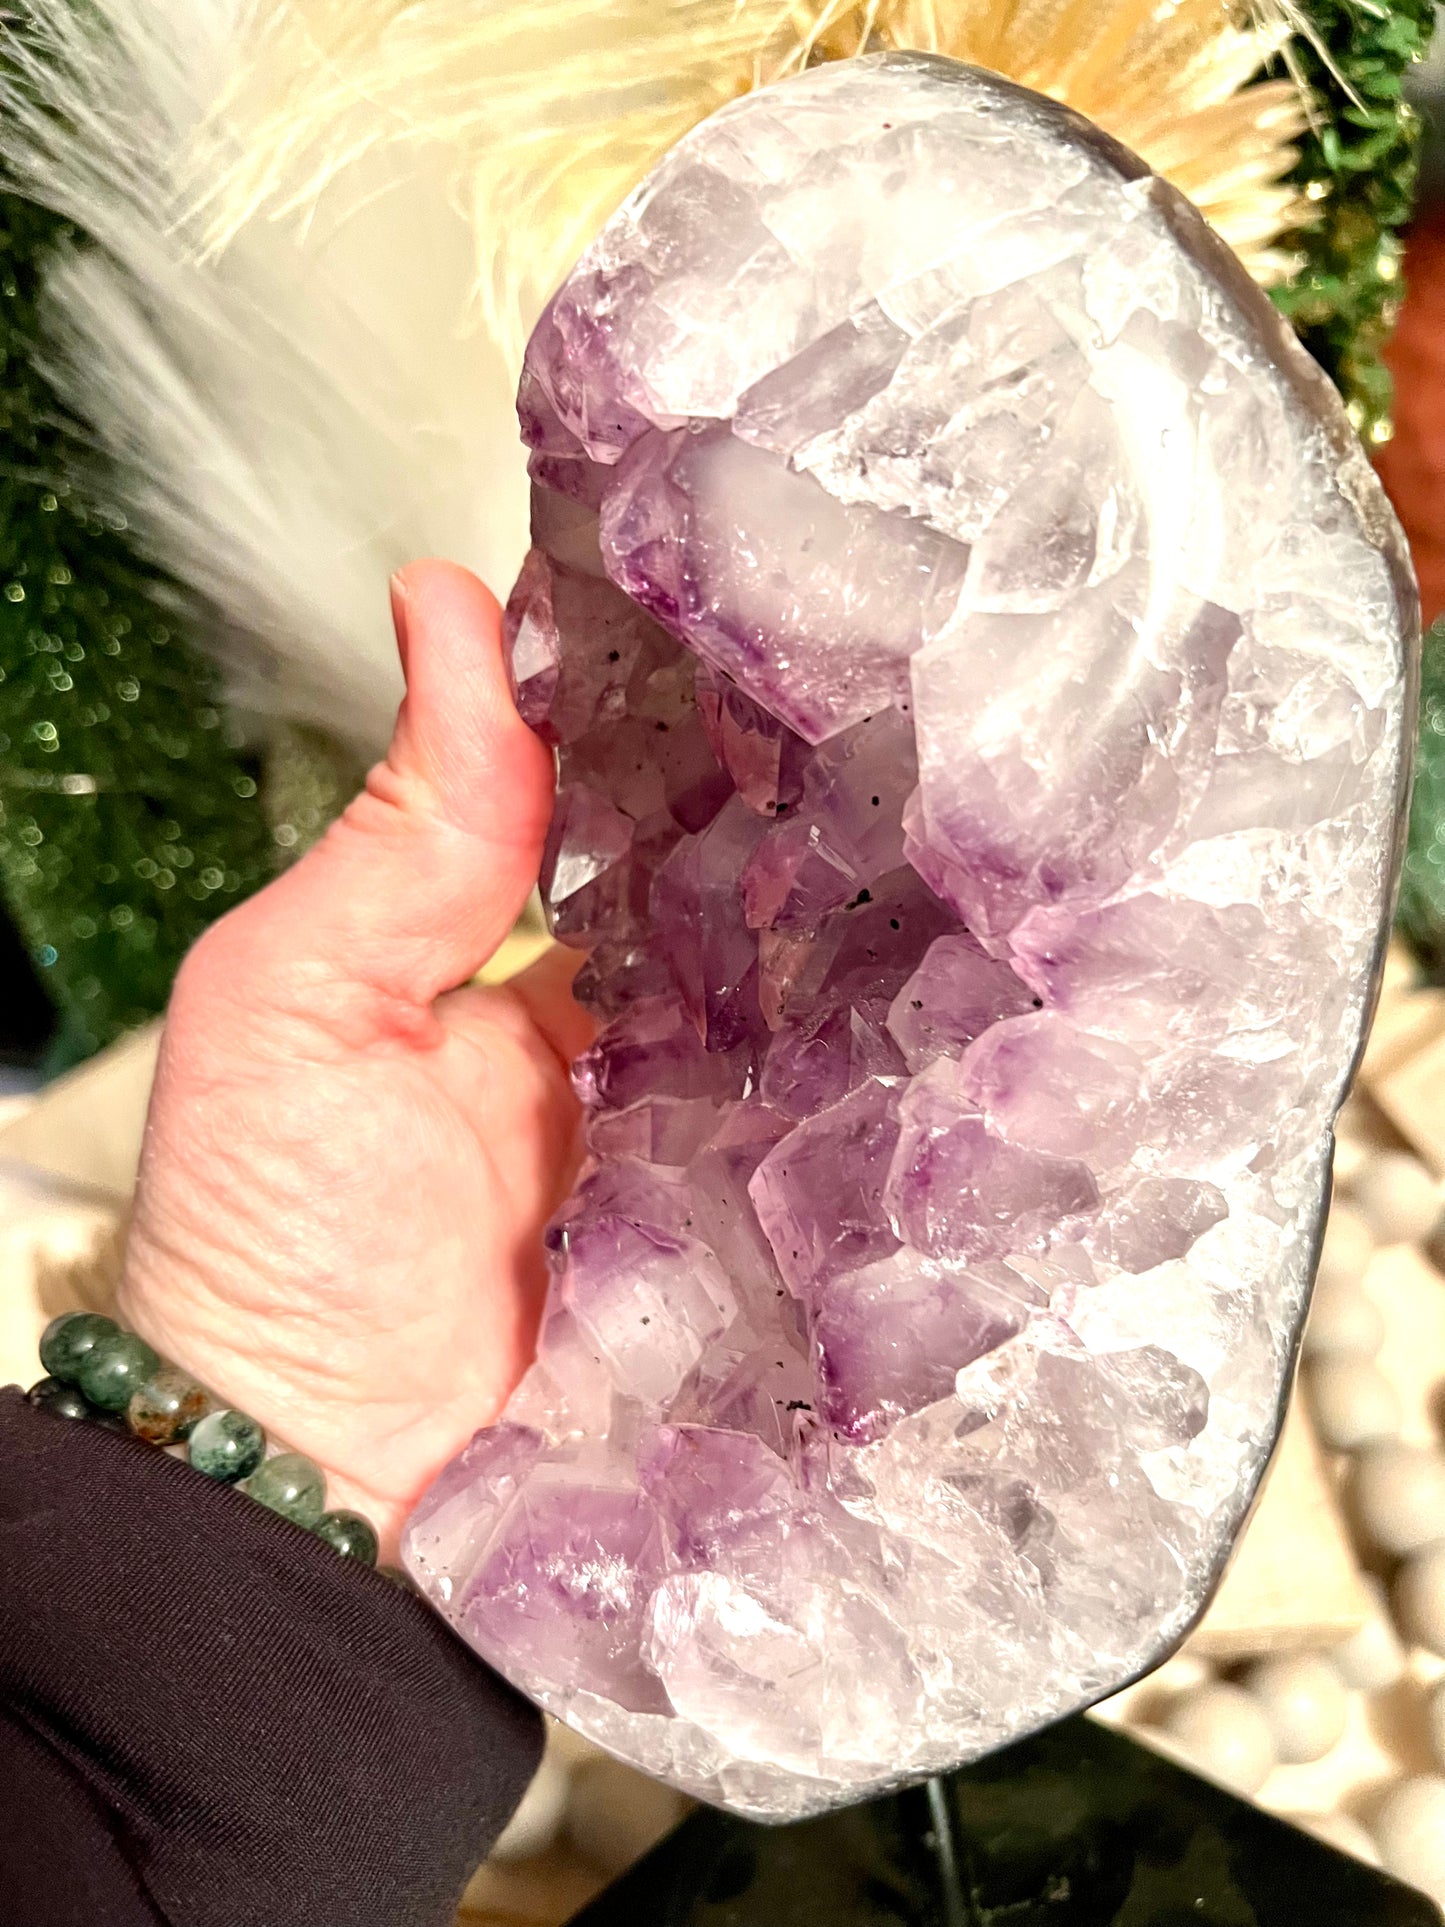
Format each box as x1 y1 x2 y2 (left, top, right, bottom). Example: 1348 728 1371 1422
185 560 554 1041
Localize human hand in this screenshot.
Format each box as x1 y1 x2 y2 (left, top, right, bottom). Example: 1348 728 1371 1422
118 562 588 1559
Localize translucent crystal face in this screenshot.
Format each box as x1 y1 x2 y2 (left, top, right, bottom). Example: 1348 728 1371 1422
404 54 1416 1820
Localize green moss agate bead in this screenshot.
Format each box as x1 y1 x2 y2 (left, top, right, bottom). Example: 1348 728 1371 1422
127 1366 209 1444
76 1329 160 1413
245 1453 325 1527
314 1510 379 1565
39 1312 118 1384
188 1408 265 1483
27 1375 125 1428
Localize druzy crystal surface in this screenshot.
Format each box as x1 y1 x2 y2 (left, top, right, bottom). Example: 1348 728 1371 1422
405 54 1416 1820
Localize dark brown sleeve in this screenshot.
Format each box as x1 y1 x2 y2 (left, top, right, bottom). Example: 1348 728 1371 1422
0 1386 542 1927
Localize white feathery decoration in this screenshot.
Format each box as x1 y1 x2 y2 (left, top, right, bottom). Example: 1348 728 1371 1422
0 0 530 756
200 0 812 371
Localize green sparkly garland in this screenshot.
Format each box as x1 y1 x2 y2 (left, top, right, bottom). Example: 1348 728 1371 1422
1269 0 1436 443
0 192 273 1064
1398 620 1445 973
1268 6 1445 979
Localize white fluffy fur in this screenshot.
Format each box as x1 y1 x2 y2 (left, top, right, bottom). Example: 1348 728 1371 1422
0 0 528 756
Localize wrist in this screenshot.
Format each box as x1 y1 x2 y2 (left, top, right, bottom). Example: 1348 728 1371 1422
111 1304 459 1571
115 1223 515 1568
31 1307 393 1570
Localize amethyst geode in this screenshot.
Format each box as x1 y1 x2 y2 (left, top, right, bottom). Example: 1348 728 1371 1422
405 54 1415 1818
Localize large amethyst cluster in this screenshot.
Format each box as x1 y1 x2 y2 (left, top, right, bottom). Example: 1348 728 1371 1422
405 55 1415 1819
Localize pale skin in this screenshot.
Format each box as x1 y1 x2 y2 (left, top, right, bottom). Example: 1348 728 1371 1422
118 561 591 1560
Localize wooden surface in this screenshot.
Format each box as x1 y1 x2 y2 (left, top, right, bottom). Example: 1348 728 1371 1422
0 1022 159 1202
1187 1399 1373 1660
1362 950 1445 1175
456 1845 609 1927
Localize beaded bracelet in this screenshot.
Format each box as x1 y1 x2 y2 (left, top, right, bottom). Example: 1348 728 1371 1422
29 1311 381 1567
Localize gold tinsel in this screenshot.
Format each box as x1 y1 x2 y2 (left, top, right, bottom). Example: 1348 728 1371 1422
200 0 1309 368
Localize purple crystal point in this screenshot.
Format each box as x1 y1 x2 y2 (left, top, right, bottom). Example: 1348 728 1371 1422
750 1077 905 1296
811 1249 1027 1443
562 1212 737 1404
886 933 1039 1070
406 53 1416 1820
885 1063 1100 1262
463 1479 669 1714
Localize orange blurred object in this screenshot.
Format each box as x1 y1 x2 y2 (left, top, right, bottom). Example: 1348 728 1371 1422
1378 205 1445 631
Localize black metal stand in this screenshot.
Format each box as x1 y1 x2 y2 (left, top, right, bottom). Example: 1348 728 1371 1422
567 1714 1442 1926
